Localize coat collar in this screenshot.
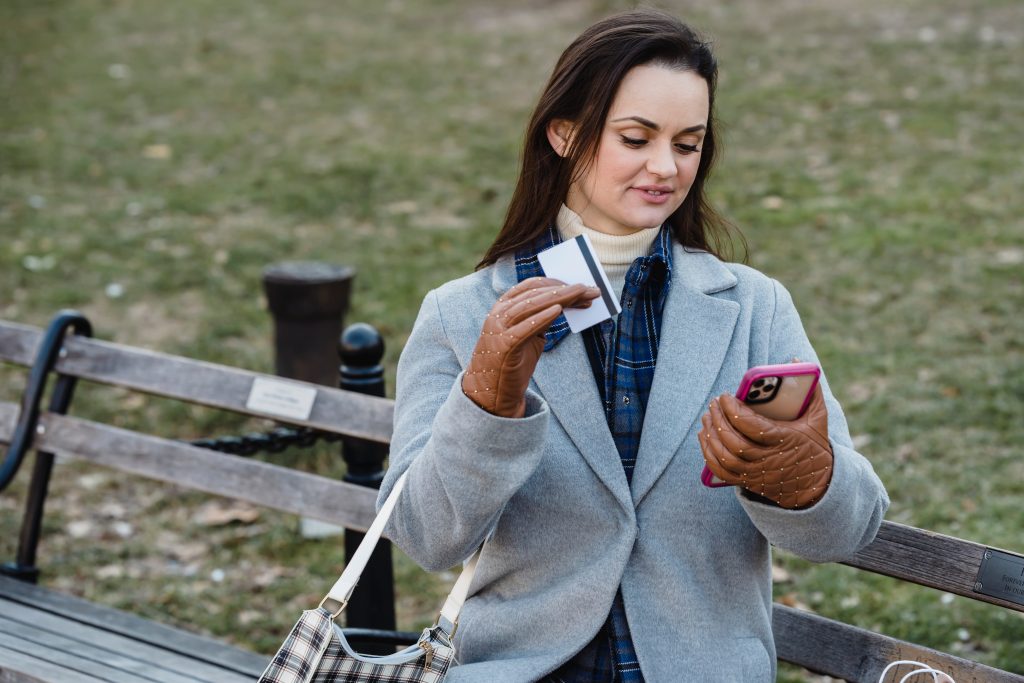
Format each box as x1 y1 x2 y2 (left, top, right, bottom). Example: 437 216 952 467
490 244 740 509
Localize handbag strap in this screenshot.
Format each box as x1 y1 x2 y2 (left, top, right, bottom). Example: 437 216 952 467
439 543 480 627
322 471 481 631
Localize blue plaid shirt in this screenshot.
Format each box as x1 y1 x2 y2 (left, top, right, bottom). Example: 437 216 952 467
515 224 673 683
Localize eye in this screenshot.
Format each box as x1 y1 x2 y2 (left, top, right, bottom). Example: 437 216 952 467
620 135 646 147
675 142 700 154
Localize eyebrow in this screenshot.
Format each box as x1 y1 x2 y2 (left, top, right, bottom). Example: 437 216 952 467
610 116 706 134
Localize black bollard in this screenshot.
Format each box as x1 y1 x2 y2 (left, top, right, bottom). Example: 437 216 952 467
263 262 355 387
339 323 396 652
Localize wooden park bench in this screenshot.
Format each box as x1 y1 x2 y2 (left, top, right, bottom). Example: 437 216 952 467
1 312 1022 682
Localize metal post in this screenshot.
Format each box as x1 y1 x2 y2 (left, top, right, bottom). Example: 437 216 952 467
264 262 355 538
339 323 396 652
262 262 355 386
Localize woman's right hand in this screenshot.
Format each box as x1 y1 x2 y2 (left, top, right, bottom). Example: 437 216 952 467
462 277 600 418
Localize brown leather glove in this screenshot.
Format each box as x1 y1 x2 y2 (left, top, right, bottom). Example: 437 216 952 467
700 384 834 509
462 277 599 418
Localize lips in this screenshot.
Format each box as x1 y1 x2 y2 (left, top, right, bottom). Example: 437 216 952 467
631 185 674 204
634 185 673 195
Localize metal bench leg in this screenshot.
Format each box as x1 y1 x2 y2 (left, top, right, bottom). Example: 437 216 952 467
0 310 92 583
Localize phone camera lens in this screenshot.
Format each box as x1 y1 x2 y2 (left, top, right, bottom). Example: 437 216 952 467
753 379 765 388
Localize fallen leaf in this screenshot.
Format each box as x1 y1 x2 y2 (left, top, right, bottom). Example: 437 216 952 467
98 501 127 518
112 521 133 537
96 564 125 579
239 610 263 625
385 200 419 215
995 248 1022 265
67 520 94 538
777 592 812 611
895 443 916 462
194 501 261 526
142 144 173 160
78 473 109 490
107 63 131 79
253 566 286 588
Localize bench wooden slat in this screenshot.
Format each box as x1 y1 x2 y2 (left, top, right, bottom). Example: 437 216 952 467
0 585 257 682
0 576 266 679
0 321 393 445
0 402 379 532
0 626 246 683
1 601 243 682
0 629 178 683
0 322 37 368
773 604 1024 682
0 645 100 683
844 521 1024 613
1 403 17 447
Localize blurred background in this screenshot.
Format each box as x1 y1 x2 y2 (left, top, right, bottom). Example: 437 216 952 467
1 0 1022 679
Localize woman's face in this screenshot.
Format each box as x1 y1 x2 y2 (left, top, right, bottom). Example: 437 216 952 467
555 64 710 236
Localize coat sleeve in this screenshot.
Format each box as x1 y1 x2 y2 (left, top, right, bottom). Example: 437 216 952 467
735 279 890 562
376 289 551 571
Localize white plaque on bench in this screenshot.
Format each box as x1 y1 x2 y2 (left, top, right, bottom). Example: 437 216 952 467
245 377 317 421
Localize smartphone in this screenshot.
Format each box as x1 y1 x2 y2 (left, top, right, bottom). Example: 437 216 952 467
700 362 821 488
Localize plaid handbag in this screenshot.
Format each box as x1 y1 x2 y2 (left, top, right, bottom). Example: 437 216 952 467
258 473 480 683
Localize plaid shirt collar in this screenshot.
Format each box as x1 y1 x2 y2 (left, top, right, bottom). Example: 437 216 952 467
513 223 674 350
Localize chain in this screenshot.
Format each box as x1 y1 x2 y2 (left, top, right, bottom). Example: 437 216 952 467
188 426 342 457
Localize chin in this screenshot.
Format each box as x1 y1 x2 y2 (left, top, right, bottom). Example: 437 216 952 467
624 208 675 230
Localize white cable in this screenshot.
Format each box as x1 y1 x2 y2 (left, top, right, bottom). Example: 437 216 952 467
878 660 955 683
898 668 938 683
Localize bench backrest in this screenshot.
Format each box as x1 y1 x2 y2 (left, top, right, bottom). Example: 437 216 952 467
0 319 385 531
1 319 1021 682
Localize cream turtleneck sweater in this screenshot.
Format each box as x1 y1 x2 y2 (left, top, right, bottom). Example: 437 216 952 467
556 204 661 301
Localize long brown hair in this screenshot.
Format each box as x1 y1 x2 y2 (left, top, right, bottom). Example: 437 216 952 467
478 9 745 269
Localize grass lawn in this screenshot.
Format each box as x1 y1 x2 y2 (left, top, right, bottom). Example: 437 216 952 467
2 0 1022 679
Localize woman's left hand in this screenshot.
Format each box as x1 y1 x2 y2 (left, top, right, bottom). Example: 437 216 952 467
700 385 834 509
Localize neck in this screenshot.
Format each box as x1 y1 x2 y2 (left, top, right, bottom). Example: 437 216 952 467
556 204 661 298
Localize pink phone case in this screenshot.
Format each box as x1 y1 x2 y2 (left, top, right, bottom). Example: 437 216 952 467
701 362 821 488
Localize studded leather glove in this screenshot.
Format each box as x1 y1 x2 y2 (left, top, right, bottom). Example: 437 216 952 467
462 277 599 418
700 384 834 509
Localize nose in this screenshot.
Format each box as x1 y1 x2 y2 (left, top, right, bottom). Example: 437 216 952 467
645 142 677 179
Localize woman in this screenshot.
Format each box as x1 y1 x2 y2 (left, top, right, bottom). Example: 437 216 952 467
378 9 888 682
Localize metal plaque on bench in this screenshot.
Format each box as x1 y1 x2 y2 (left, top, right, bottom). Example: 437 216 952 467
974 548 1024 607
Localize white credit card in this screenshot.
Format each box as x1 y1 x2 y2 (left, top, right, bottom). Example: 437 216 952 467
537 234 621 333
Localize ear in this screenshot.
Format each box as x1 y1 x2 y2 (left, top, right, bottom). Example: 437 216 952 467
546 119 575 157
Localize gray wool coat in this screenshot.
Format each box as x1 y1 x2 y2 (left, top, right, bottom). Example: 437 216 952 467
377 244 889 682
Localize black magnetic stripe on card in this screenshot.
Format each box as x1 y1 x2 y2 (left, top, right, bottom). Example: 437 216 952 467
575 235 616 314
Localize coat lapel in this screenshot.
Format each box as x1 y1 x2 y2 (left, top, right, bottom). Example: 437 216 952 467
532 333 633 511
629 247 740 504
491 258 633 512
489 247 740 510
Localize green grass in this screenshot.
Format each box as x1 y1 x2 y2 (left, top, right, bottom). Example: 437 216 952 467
2 0 1023 679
